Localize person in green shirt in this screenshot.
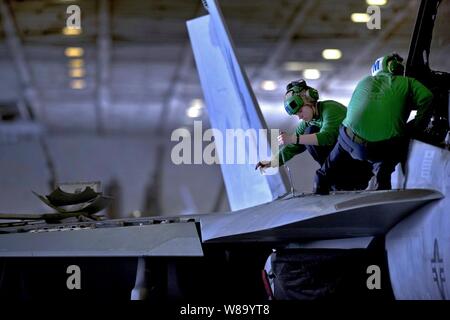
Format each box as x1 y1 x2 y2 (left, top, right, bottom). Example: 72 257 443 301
256 79 370 190
314 53 433 194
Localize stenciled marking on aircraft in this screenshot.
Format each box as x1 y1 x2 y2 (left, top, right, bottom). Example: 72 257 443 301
431 238 447 300
420 150 435 179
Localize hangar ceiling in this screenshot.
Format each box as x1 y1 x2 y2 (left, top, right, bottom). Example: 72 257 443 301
0 0 448 136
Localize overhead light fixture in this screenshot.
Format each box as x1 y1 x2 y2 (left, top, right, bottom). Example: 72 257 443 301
261 80 277 91
351 13 370 23
70 79 86 90
69 59 84 68
284 62 304 71
284 61 333 72
322 49 342 60
65 47 84 58
189 99 204 109
366 0 387 5
186 107 202 118
303 69 321 80
131 210 142 218
186 99 204 118
69 68 85 78
62 27 82 36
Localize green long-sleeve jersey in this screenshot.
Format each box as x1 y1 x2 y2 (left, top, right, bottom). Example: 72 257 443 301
276 100 346 165
343 72 433 142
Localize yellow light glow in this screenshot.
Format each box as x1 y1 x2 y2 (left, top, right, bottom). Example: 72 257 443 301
190 99 204 109
69 68 85 78
303 69 321 80
70 79 86 90
69 59 84 68
284 62 333 72
64 47 84 58
351 13 370 23
322 49 342 60
131 210 142 218
261 80 277 91
284 62 303 71
186 107 202 118
366 0 387 5
62 27 82 36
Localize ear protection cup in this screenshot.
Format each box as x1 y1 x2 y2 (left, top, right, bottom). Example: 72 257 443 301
387 57 404 75
284 79 319 115
306 87 319 101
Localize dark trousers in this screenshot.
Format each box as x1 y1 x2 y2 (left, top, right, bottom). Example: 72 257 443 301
304 126 372 191
303 126 334 166
315 126 409 193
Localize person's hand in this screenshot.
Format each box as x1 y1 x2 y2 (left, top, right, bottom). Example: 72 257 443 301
255 160 272 171
277 132 296 145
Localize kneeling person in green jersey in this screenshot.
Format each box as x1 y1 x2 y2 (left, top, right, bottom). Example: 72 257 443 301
314 53 433 194
256 79 371 191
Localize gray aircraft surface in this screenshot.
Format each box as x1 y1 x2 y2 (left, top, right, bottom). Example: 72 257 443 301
0 0 449 300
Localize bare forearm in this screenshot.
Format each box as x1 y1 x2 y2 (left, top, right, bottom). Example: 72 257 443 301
298 133 319 146
278 133 319 146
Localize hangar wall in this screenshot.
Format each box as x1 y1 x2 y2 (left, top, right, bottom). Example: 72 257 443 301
0 135 233 217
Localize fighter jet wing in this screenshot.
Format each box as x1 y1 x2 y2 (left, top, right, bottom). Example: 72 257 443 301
0 222 203 257
0 213 51 220
0 188 441 257
200 188 442 243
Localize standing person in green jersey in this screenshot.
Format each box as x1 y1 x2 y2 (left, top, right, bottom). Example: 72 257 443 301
314 53 433 195
256 79 371 191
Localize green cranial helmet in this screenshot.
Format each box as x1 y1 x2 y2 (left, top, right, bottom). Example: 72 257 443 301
371 53 405 76
284 80 319 115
